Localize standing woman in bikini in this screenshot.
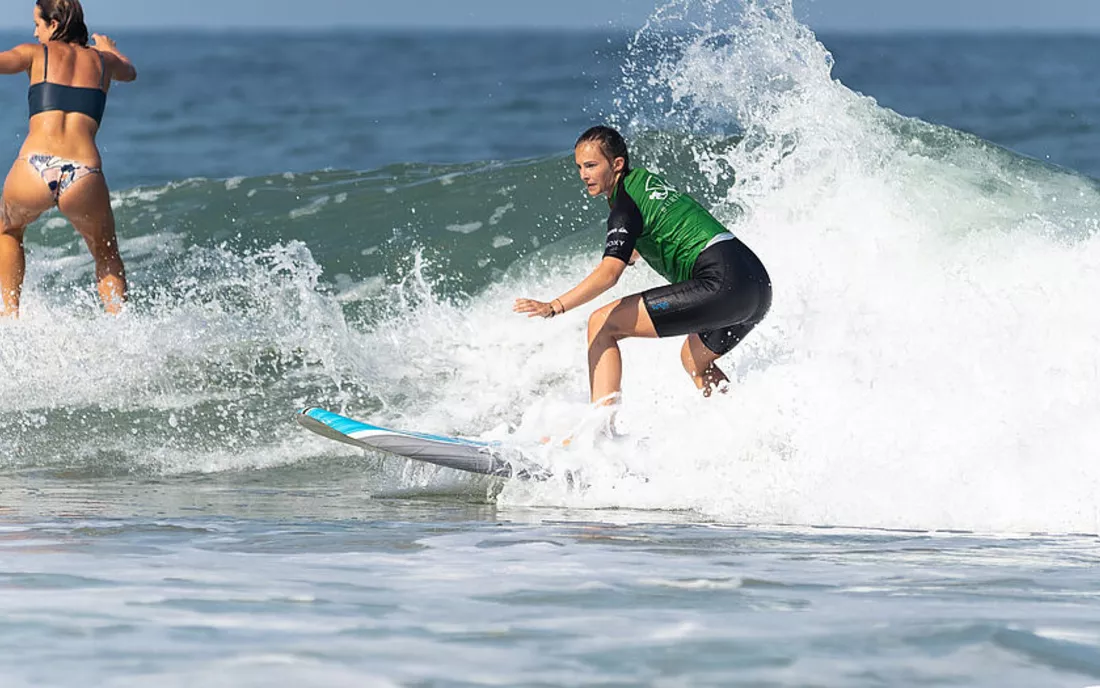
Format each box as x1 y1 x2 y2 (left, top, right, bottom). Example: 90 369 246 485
0 0 136 316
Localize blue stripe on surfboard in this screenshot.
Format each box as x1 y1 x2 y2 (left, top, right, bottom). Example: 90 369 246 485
302 407 497 449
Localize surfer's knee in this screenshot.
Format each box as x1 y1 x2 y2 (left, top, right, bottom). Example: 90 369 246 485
587 300 637 345
587 303 615 344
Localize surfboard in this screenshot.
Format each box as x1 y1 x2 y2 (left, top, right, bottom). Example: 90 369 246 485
296 407 552 481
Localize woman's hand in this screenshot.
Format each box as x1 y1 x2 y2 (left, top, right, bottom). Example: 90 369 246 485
90 34 118 53
513 258 625 321
513 298 558 319
91 34 137 81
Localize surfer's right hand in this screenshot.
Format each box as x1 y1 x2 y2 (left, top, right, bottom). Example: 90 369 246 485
513 298 556 319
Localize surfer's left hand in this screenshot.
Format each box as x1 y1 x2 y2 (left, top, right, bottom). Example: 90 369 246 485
91 34 120 53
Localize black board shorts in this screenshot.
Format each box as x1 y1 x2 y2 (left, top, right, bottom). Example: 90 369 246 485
641 237 772 355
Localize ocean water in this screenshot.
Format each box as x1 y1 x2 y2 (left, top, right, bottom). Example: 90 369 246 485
3 0 1100 684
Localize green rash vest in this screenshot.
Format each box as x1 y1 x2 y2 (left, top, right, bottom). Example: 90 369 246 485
603 167 729 284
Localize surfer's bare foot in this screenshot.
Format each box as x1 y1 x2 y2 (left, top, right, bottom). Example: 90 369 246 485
699 363 730 397
702 379 730 398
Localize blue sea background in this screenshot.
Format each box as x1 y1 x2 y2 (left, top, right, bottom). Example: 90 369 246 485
2 3 1100 685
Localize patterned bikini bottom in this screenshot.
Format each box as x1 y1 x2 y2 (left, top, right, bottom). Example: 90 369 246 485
24 154 101 202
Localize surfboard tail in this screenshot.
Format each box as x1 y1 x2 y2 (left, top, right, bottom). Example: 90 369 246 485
296 407 551 480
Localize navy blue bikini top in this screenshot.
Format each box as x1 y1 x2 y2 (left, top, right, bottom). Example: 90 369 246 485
28 44 108 125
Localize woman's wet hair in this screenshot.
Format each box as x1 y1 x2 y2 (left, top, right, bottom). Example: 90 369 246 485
576 125 630 171
36 0 89 46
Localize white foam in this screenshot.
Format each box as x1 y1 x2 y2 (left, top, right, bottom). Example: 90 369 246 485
446 222 483 234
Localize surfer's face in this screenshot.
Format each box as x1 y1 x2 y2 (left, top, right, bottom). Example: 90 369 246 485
575 142 624 197
33 6 56 43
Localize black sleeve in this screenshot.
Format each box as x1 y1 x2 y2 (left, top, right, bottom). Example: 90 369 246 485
603 189 644 263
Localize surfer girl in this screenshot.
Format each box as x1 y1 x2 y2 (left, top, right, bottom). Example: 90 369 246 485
514 126 771 404
0 0 137 316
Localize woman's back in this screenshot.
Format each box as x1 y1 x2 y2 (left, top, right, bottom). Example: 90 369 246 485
25 41 109 160
0 0 136 317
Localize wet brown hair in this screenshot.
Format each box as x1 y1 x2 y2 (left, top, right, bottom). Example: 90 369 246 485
576 125 631 173
36 0 89 46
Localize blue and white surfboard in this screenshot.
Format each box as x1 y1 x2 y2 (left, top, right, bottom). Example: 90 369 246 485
297 407 550 480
